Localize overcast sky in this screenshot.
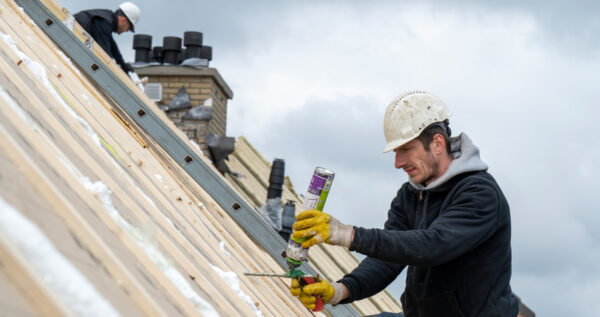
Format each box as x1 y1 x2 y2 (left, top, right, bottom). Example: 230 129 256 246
61 1 600 316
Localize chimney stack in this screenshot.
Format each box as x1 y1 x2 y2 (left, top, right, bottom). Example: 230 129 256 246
133 30 232 164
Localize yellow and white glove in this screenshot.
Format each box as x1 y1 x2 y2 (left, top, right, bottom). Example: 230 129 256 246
292 210 354 248
290 278 347 310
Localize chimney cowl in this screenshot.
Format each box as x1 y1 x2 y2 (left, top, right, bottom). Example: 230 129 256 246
133 34 152 49
151 46 163 63
183 31 203 47
133 34 152 63
199 46 212 61
162 36 182 64
163 36 182 51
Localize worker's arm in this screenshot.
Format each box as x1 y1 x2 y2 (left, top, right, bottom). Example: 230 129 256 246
109 37 132 73
351 175 501 266
337 192 409 303
339 257 405 303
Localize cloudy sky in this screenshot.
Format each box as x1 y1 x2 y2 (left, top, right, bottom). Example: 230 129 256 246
61 1 600 316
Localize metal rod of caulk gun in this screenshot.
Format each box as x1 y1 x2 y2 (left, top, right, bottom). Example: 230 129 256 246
243 272 319 279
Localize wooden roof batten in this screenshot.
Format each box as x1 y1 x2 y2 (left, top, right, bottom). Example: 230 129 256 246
13 0 360 315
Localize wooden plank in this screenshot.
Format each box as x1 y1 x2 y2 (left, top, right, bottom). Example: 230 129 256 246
0 232 68 317
0 268 39 317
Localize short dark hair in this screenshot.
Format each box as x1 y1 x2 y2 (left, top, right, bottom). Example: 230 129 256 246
416 119 452 154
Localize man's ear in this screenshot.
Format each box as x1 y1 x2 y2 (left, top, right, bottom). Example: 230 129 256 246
432 134 445 154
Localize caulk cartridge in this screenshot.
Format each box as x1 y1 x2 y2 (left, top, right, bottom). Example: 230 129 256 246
284 167 335 268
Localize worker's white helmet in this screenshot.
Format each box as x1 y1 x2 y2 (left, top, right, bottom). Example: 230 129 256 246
382 90 451 153
118 2 140 32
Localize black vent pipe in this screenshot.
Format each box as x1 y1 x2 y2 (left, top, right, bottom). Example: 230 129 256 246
199 46 212 61
133 34 152 63
267 159 285 199
279 201 295 241
183 31 203 59
152 46 163 63
162 36 182 64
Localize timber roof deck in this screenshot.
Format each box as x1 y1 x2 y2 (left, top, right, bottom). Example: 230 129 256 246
0 0 402 316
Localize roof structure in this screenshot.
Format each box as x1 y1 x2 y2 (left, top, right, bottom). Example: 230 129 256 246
0 0 402 316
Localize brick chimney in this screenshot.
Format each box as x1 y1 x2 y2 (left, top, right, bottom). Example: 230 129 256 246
132 32 234 166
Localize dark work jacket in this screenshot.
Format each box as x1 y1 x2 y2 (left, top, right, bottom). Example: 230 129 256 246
73 9 129 73
339 134 519 317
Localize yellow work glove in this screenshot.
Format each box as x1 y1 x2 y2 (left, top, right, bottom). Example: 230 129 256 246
292 210 354 248
290 278 337 310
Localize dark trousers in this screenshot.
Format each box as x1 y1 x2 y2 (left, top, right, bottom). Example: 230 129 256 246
366 313 404 317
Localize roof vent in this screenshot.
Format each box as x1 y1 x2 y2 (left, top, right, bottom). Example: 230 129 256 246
259 158 286 231
151 46 163 63
267 159 285 199
183 31 203 59
206 133 235 174
167 87 191 111
133 34 152 63
162 36 182 65
279 201 295 241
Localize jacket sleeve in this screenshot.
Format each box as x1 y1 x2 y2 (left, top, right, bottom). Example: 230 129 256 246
339 257 405 303
109 38 130 73
350 179 500 266
337 188 409 303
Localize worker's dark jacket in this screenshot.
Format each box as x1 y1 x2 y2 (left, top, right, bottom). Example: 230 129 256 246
73 9 130 73
340 133 519 317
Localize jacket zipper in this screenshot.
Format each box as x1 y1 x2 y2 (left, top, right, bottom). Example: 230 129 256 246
419 191 423 201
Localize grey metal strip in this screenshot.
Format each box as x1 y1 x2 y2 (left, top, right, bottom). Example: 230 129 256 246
15 1 360 315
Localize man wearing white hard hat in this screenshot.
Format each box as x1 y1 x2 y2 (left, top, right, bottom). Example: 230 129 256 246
74 2 140 73
290 91 519 316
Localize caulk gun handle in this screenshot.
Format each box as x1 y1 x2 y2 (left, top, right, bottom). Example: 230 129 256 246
301 276 324 312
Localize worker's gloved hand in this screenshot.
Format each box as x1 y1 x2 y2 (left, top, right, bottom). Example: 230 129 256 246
292 210 354 248
290 278 346 310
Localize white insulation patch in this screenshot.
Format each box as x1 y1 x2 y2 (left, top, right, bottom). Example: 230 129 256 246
219 241 231 258
79 177 218 315
0 196 120 317
56 49 81 76
0 32 100 147
211 265 264 317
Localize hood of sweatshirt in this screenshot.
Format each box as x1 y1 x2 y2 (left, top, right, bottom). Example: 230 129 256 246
409 132 488 191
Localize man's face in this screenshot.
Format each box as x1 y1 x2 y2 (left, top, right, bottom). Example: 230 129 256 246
117 16 131 34
393 138 440 185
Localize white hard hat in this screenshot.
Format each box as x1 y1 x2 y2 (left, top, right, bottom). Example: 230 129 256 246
118 2 140 32
382 90 451 153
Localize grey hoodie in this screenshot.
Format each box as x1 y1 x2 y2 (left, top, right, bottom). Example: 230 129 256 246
409 132 488 191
